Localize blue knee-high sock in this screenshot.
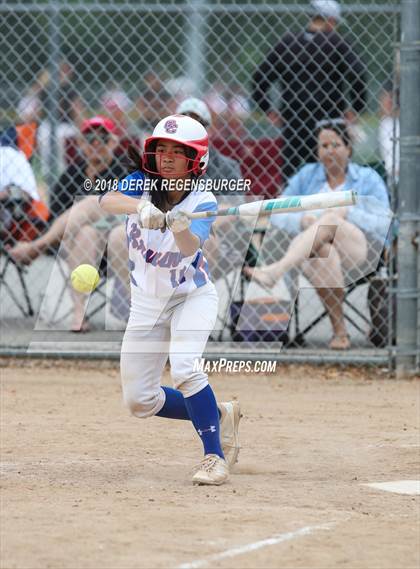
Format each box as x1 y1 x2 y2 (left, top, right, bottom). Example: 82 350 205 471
156 386 222 422
184 385 224 459
156 386 190 420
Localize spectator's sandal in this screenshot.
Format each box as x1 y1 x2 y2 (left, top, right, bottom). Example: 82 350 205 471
71 319 91 333
242 265 277 289
329 334 351 350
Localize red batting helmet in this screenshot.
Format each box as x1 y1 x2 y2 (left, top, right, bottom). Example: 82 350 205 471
143 114 209 177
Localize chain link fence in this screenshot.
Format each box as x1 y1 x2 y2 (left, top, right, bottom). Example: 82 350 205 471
1 1 412 368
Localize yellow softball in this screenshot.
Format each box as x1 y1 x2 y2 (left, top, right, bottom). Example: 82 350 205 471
70 264 100 294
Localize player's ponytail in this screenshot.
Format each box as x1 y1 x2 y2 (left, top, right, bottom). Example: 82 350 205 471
125 144 143 172
149 176 168 211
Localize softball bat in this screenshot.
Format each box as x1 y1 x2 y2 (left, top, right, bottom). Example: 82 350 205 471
184 189 357 220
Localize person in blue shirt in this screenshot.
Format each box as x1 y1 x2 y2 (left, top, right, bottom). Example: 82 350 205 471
244 120 391 350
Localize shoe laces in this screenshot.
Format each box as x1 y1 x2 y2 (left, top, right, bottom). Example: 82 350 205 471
194 455 219 473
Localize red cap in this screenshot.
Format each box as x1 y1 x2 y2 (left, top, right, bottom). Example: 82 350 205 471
80 115 117 134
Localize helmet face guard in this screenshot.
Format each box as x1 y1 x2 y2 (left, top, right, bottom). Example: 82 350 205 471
143 139 208 177
143 151 192 178
143 115 209 177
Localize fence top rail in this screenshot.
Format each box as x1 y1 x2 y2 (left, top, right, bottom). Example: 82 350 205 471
0 2 402 14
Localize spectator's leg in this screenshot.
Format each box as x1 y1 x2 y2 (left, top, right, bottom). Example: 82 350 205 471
244 213 367 289
65 225 106 331
244 220 337 287
9 197 103 264
331 216 368 270
301 244 349 348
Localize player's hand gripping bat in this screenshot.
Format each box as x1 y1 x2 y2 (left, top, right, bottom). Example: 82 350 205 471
183 190 357 220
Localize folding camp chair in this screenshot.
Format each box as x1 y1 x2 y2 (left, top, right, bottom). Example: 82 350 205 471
0 195 50 317
287 246 390 347
0 246 34 317
253 223 392 348
1 121 49 318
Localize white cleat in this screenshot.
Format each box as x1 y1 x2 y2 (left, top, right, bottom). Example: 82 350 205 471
219 400 242 468
192 454 230 486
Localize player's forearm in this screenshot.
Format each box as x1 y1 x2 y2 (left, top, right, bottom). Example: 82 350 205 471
173 229 200 257
99 192 139 215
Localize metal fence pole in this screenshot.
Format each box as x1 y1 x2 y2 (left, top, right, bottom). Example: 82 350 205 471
417 182 420 372
187 0 207 96
388 16 400 373
46 1 61 190
396 0 420 376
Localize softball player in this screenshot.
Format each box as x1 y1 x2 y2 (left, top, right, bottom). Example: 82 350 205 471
100 114 241 485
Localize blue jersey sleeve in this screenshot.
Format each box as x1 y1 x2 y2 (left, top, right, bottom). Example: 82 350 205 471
118 170 145 197
190 200 218 246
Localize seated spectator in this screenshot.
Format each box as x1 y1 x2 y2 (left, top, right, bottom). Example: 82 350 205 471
244 120 391 350
49 115 124 219
9 116 129 332
0 146 49 244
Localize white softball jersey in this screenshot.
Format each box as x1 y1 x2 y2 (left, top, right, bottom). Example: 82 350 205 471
119 170 217 303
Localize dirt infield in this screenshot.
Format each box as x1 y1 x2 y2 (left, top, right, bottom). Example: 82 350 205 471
1 358 419 569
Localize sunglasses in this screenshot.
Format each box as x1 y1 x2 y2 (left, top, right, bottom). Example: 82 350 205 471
316 118 347 129
83 130 111 145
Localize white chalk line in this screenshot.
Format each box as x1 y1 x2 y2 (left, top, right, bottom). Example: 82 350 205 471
366 442 420 449
177 521 335 569
363 480 420 495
